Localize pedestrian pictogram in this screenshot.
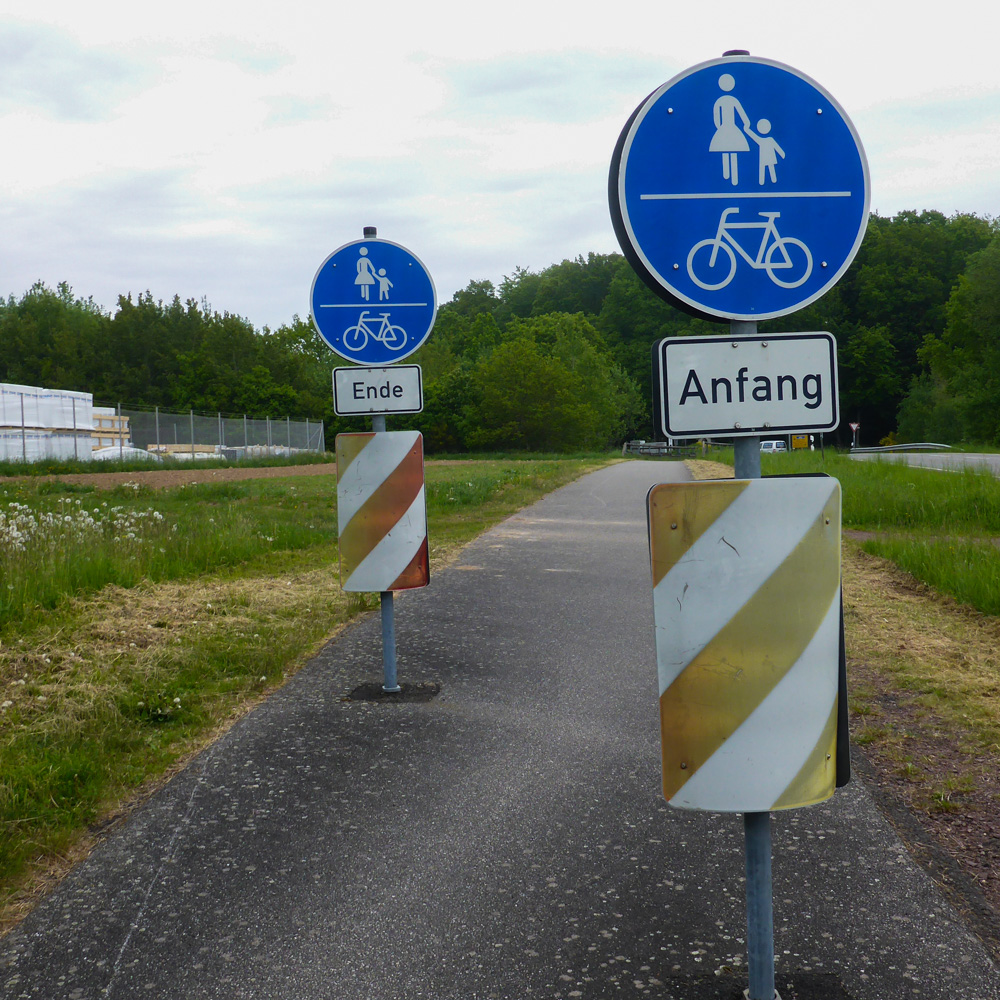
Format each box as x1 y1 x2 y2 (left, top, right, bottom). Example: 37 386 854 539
311 238 437 365
609 55 870 321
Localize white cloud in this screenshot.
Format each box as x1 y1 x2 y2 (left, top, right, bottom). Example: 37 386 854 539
0 1 997 331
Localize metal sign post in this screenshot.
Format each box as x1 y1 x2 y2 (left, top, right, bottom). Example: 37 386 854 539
647 463 843 1000
323 227 435 694
731 321 770 997
371 413 400 693
619 50 865 1000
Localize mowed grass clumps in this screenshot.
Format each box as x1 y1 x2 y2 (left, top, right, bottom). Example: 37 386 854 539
0 478 336 631
0 456 612 922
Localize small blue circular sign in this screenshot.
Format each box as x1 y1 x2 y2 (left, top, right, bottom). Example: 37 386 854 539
311 238 437 365
610 56 870 321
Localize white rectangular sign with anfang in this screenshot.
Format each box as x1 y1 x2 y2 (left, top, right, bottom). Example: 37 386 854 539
655 332 838 437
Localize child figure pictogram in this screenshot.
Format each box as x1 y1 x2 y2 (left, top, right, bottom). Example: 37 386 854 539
746 118 785 185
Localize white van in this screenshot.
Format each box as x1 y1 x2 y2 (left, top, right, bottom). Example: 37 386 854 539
760 440 787 454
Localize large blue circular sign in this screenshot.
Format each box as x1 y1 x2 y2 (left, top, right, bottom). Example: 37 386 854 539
311 238 437 365
610 55 870 321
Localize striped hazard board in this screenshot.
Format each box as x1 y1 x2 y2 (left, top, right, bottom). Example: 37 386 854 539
336 430 429 593
648 476 842 812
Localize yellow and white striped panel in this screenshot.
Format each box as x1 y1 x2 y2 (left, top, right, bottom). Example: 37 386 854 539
336 431 429 593
648 477 841 812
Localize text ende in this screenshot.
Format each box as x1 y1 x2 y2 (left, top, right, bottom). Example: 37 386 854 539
680 366 823 410
353 381 405 401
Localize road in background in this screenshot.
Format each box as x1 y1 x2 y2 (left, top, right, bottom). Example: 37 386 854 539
851 451 1000 475
2 461 999 999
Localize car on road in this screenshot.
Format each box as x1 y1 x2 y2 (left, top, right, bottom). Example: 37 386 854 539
760 440 788 454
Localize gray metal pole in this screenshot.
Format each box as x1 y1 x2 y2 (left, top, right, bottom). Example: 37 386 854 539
118 402 123 461
190 410 195 459
371 411 400 692
72 397 78 461
380 590 400 693
731 318 775 1000
745 810 775 1000
20 393 26 462
286 415 291 453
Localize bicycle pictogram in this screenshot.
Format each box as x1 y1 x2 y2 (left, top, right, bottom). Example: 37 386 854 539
686 207 813 291
342 310 408 352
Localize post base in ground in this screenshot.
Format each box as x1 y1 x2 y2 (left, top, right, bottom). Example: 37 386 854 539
744 991 782 1000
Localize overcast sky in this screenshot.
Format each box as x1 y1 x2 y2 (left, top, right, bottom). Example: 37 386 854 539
1 1 996 332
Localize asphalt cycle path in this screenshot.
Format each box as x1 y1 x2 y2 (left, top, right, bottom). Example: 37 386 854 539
3 461 999 999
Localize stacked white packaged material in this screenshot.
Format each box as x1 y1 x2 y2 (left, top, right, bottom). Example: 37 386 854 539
0 382 94 461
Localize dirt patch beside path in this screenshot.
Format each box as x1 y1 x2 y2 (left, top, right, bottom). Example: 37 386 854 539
1 462 340 491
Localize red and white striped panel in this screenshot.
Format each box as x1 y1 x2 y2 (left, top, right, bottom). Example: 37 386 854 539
336 431 429 592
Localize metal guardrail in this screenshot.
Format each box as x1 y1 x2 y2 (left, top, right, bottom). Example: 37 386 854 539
851 442 952 454
623 440 697 458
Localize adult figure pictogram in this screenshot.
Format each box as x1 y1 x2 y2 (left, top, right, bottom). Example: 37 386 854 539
710 73 751 186
355 247 377 301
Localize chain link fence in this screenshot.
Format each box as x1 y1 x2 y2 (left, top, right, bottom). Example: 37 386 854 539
2 381 327 463
119 406 326 460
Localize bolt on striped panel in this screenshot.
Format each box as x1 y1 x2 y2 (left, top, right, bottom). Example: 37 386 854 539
648 477 841 812
336 431 429 593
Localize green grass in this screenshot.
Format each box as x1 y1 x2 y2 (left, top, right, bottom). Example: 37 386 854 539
0 456 612 910
749 448 1000 532
860 536 1000 616
745 447 1000 618
0 477 339 632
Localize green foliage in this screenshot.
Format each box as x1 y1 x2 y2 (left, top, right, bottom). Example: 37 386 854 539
0 286 334 431
773 449 1000 532
2 209 997 452
905 235 1000 443
0 475 340 633
838 325 903 431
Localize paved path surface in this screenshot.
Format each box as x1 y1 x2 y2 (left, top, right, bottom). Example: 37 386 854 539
3 462 999 999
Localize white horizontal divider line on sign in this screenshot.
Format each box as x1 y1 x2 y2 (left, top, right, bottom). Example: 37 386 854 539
640 191 852 200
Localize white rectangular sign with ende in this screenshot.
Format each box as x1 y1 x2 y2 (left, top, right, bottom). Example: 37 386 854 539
333 365 423 416
656 332 838 437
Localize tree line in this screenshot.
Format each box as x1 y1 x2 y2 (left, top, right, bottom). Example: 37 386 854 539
1 208 997 452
